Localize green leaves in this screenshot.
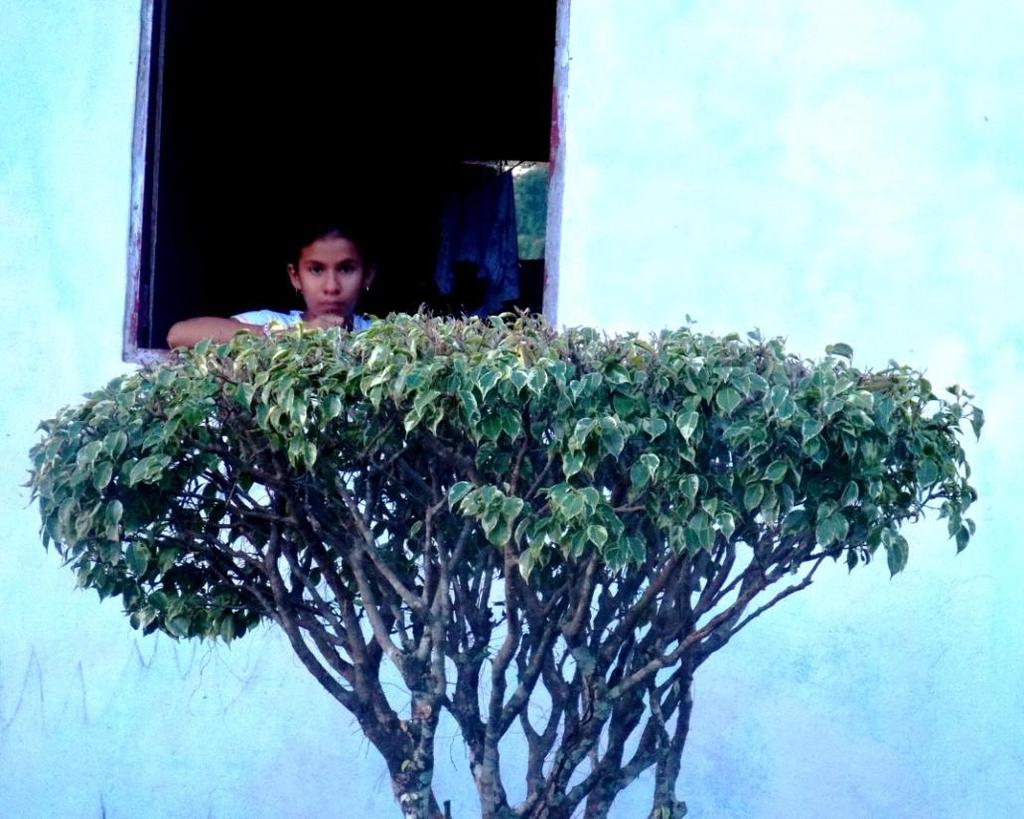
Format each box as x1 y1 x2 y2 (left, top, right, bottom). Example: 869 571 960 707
641 417 668 440
454 485 524 546
92 461 113 491
75 440 104 468
26 312 981 650
126 542 151 575
630 453 661 491
716 511 736 541
675 410 699 441
764 460 787 484
955 522 973 553
683 511 714 555
781 508 810 536
679 474 700 502
885 530 909 576
103 430 128 459
104 500 123 530
743 482 765 512
815 511 849 548
915 459 939 485
715 386 742 415
127 454 170 487
801 418 823 443
970 406 985 440
563 450 586 478
825 342 854 359
599 417 625 458
546 483 589 520
840 481 859 508
587 524 609 548
482 496 524 546
448 481 474 509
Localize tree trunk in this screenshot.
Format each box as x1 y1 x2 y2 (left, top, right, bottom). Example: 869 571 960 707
648 801 688 819
649 677 693 819
473 742 516 819
582 785 616 819
525 803 574 819
373 693 444 819
389 763 444 819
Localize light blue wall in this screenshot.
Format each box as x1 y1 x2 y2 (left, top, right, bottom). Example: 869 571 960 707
0 3 415 817
3 1 1020 817
558 1 1022 816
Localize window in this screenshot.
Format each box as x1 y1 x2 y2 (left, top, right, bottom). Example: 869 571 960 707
124 1 568 361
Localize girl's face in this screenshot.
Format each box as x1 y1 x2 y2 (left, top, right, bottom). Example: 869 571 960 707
287 234 375 324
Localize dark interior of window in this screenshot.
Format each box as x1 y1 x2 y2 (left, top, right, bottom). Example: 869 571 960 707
137 1 556 350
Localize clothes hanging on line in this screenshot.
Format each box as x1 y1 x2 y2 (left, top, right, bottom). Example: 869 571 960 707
434 168 520 317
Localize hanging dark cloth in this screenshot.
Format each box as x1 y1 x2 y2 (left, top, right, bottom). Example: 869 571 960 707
434 168 520 317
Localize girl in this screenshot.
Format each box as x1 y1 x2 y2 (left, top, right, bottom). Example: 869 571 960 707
166 219 376 348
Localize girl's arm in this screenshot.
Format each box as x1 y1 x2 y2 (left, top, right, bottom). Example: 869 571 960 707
166 317 264 349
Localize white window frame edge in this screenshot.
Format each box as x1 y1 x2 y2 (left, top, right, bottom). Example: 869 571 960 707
124 0 167 364
543 0 570 329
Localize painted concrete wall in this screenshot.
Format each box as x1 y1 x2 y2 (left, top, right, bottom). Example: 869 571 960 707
2 1 1020 817
0 3 417 817
558 1 1023 816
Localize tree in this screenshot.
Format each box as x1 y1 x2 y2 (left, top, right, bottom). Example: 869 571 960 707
28 314 980 818
513 165 548 260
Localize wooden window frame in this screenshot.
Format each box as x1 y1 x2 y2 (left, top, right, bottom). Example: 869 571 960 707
122 0 571 363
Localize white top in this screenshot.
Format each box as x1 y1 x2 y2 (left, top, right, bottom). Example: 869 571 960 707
233 309 372 331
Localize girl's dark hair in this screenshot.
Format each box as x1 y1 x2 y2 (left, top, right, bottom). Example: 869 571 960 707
287 215 379 268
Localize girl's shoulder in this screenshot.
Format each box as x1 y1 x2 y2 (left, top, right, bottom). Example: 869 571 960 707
232 309 304 328
352 314 373 331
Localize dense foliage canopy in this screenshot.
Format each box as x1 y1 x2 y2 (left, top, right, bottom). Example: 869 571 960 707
29 314 980 818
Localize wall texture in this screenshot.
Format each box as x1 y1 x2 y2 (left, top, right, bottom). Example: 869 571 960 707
1 1 1020 817
0 3 414 817
557 1 1023 816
